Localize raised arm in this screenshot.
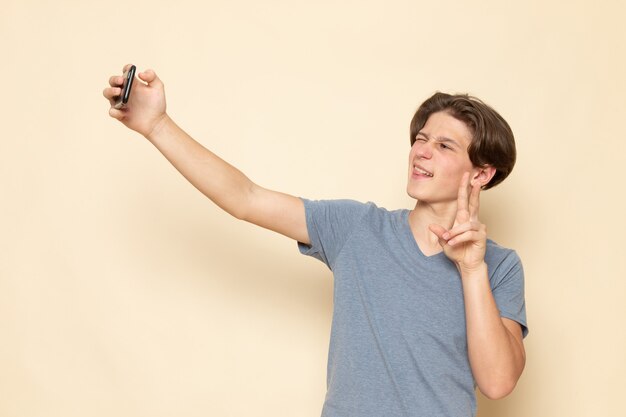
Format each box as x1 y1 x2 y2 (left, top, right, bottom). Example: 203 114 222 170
103 64 309 244
429 173 525 399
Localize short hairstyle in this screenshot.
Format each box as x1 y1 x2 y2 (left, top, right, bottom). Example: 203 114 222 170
409 92 516 190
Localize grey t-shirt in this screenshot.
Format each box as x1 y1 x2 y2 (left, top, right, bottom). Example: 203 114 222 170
297 199 528 417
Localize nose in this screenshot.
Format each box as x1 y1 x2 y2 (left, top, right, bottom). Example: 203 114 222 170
413 141 433 159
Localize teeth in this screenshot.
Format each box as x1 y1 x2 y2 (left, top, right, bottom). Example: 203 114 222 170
414 166 433 177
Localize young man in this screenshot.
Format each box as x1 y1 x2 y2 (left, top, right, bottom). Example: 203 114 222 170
103 64 528 417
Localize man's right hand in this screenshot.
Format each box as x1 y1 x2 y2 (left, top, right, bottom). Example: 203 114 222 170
101 64 310 245
103 64 168 138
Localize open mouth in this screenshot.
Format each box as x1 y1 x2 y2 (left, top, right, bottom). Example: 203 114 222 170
413 165 433 177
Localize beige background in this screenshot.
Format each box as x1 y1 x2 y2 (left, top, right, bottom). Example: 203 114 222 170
1 0 625 416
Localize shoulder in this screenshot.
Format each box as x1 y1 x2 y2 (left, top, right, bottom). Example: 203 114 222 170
301 198 389 218
486 239 521 263
301 198 408 231
485 239 524 283
301 197 370 210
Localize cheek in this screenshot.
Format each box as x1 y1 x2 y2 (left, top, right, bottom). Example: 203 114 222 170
448 152 473 169
440 157 472 183
407 148 418 167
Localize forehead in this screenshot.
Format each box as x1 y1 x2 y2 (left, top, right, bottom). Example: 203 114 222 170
418 111 473 148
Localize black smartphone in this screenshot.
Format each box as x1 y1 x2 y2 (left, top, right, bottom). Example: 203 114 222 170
114 65 136 109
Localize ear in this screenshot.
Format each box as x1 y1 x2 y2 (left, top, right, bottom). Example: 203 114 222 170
470 165 496 188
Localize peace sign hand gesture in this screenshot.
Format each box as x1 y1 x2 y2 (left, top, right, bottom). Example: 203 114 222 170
429 172 487 273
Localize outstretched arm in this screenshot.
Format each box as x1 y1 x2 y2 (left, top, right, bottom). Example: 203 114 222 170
103 64 309 244
429 173 525 399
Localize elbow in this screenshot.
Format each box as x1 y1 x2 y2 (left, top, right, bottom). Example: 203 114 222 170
231 205 248 221
477 349 526 400
479 379 517 400
227 182 256 221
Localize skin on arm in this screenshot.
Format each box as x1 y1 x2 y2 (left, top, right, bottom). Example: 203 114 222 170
103 64 310 244
429 173 525 399
459 264 526 399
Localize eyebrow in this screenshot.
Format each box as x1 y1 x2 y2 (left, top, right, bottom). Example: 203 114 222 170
416 132 461 148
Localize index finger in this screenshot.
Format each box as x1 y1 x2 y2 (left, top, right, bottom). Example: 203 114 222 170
108 64 134 86
457 172 470 214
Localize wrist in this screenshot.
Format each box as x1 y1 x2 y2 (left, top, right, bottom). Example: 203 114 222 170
145 113 172 142
457 261 488 278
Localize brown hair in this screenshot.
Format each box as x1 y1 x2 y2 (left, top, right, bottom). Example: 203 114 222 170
409 92 516 189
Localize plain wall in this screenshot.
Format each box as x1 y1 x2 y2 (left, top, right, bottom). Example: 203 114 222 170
1 0 625 416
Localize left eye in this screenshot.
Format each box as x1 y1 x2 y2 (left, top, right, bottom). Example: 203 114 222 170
439 144 449 150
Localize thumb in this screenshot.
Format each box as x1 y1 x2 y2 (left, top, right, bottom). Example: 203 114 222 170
138 69 163 87
428 224 449 247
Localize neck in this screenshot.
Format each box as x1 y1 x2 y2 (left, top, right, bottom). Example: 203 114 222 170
408 200 457 255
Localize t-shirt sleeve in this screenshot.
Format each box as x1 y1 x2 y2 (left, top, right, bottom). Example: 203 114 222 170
489 250 529 338
297 198 369 269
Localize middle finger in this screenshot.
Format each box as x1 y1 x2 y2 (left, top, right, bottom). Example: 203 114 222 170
469 181 481 221
109 75 124 87
103 86 121 100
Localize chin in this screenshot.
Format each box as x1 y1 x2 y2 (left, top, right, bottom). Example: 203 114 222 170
406 184 427 202
407 185 454 205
